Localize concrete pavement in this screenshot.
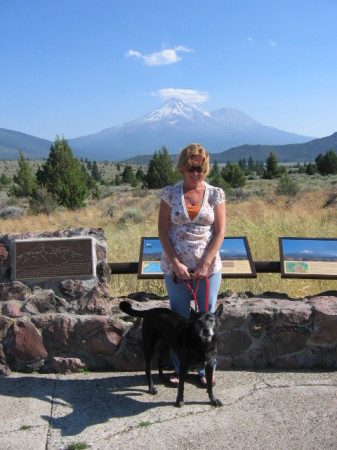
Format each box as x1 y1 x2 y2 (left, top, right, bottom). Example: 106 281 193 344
0 370 336 450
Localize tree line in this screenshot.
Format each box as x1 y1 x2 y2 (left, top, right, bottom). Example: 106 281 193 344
5 136 337 212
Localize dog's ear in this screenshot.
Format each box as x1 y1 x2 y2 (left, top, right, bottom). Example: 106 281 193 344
215 303 223 318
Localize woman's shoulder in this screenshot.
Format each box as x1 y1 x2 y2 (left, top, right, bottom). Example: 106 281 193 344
161 182 182 203
162 181 182 193
205 182 226 204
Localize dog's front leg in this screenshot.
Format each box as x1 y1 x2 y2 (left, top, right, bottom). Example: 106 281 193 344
175 366 187 407
145 360 157 395
205 363 222 407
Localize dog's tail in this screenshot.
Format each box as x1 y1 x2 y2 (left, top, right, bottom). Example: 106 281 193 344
119 300 145 318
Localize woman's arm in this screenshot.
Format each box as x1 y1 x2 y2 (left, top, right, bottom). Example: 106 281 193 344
158 199 190 279
194 200 226 278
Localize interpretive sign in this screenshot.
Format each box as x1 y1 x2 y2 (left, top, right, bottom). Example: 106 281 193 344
138 237 256 278
279 237 337 279
13 238 94 281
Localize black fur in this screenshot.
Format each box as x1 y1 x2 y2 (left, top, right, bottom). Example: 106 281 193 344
119 300 223 407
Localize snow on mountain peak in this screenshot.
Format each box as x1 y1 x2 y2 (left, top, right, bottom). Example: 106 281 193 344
136 98 211 123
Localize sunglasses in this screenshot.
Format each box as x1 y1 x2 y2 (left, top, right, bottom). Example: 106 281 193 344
186 165 203 173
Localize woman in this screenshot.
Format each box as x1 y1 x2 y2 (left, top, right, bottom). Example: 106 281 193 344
158 143 226 386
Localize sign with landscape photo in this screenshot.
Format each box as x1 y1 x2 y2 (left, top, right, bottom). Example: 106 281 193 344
279 237 337 279
138 237 256 278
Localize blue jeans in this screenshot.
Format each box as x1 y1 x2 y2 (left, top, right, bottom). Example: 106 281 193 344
164 271 222 375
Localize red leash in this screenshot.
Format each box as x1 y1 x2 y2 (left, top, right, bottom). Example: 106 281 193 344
173 274 209 312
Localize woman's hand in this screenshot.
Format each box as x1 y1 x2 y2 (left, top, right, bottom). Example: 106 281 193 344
193 260 211 278
172 261 191 279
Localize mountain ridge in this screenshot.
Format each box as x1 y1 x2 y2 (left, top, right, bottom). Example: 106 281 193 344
123 132 337 165
68 99 313 160
1 98 333 163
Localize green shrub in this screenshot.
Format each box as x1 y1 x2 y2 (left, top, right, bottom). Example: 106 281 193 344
228 188 251 202
107 204 115 218
276 174 300 196
0 206 26 219
118 208 144 224
29 187 58 215
208 173 230 191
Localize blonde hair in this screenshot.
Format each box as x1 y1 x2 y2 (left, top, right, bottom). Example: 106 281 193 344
177 143 210 177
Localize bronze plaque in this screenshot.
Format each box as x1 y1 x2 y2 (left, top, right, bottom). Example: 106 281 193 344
14 238 94 281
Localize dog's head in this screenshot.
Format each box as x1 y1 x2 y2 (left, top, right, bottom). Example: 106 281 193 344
191 303 223 343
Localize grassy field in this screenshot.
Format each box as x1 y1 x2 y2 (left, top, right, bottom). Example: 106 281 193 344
0 171 336 299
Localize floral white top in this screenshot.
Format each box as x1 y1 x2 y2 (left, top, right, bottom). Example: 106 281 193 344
160 181 226 276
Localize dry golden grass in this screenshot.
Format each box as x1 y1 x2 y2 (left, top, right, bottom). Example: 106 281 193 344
1 186 336 298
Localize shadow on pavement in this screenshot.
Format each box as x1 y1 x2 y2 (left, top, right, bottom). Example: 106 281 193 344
0 373 198 436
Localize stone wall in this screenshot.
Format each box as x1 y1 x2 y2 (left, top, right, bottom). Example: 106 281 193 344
0 229 336 374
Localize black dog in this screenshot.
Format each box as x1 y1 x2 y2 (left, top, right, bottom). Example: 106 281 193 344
119 300 223 407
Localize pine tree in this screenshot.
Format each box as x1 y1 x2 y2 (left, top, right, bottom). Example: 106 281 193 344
36 136 88 209
135 166 145 182
11 150 37 197
221 163 246 188
264 152 279 179
315 149 337 175
145 146 179 189
91 161 102 182
121 164 136 184
210 160 220 177
248 156 255 173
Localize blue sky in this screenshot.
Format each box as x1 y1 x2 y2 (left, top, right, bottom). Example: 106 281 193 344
1 0 336 141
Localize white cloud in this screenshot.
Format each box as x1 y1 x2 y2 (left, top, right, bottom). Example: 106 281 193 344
125 46 194 66
269 40 277 47
151 88 208 103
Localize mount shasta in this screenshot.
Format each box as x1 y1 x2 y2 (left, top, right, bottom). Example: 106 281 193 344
68 99 312 160
1 99 336 162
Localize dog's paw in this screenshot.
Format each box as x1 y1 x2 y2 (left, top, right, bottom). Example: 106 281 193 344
210 398 223 407
149 386 158 395
175 400 185 408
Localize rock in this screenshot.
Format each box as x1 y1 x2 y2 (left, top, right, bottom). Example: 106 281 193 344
109 321 145 370
22 288 63 315
262 327 311 356
0 243 10 282
233 348 269 369
279 306 312 324
50 356 85 373
5 319 48 372
218 305 246 331
272 354 301 369
218 330 252 357
43 316 77 353
2 301 25 318
0 316 12 339
58 280 90 299
96 261 111 284
0 346 11 375
0 281 30 301
76 316 124 356
310 302 337 345
78 285 111 315
0 243 9 263
0 364 11 376
95 244 107 262
248 310 275 337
